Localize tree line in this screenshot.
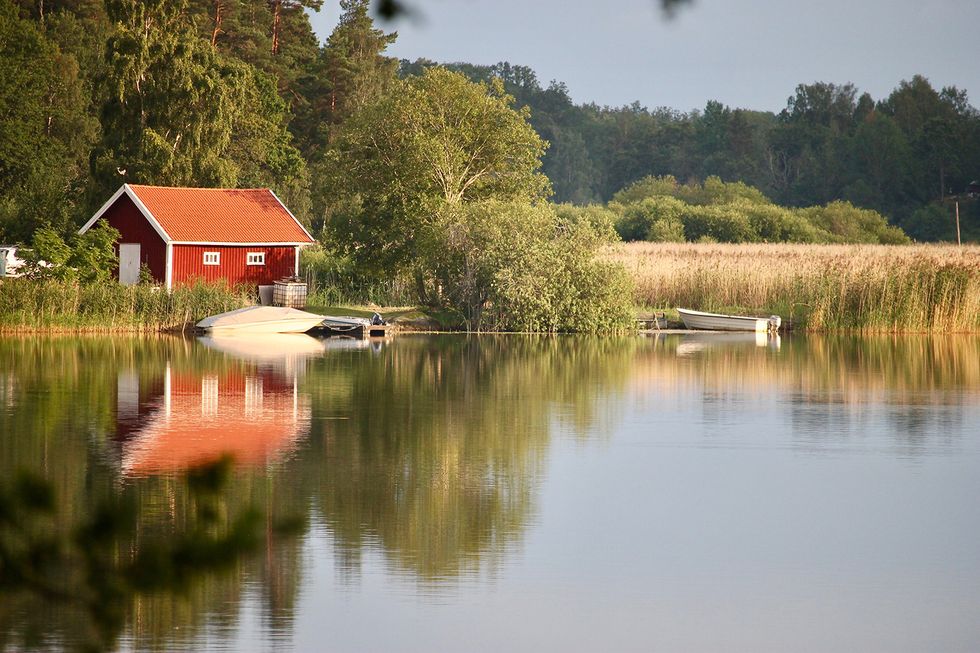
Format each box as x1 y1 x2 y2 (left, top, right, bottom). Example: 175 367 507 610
4 0 979 248
412 61 980 242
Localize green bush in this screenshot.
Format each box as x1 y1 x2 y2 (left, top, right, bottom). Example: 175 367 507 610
742 203 831 243
613 175 770 206
798 200 911 244
27 222 120 282
679 204 757 243
612 196 687 241
609 176 911 245
647 217 686 242
428 200 635 332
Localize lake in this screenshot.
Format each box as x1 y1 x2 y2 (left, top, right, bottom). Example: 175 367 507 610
1 332 979 652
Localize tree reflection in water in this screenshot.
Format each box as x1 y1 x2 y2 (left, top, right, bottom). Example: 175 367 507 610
1 332 978 650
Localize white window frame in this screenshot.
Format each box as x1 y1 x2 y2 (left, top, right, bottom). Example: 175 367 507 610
203 251 220 266
246 252 266 266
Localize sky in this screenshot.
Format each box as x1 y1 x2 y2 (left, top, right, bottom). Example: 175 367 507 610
307 0 980 114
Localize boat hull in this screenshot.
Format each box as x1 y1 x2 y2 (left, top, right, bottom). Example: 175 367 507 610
204 318 326 335
196 306 325 334
678 308 779 332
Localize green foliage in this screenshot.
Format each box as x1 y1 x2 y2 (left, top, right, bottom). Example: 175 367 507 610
28 222 120 282
324 67 550 277
678 204 758 243
91 0 311 219
430 62 980 243
427 201 634 332
225 66 312 222
611 196 687 241
614 175 770 206
902 203 957 242
0 1 98 242
797 201 911 244
30 226 73 270
610 176 910 245
295 0 398 158
741 202 828 243
0 459 299 651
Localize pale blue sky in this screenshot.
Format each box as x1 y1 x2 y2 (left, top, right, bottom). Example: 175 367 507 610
307 0 980 113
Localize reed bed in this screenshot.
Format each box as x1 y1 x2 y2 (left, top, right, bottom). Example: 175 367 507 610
606 242 980 332
0 279 253 332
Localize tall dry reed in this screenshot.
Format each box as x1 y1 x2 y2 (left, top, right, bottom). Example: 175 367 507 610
0 279 253 332
606 242 980 332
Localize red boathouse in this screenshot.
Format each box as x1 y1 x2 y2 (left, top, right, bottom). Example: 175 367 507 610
79 184 315 289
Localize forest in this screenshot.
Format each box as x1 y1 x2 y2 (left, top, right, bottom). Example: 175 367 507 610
3 0 979 249
3 0 980 333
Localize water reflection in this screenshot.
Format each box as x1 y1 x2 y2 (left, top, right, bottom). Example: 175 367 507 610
1 333 979 651
673 330 780 356
633 333 980 456
113 334 322 476
117 364 309 475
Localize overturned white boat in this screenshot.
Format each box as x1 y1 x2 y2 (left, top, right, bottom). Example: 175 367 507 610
677 307 781 333
196 306 325 334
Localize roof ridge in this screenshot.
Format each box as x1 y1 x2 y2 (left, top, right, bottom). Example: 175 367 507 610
128 184 273 192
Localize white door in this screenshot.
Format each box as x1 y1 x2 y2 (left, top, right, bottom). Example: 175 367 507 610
119 243 141 285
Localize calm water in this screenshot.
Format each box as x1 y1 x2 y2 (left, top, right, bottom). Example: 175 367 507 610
2 333 979 652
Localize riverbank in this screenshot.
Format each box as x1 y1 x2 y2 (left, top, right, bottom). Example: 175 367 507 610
0 278 448 334
5 242 980 334
606 242 980 333
0 279 253 332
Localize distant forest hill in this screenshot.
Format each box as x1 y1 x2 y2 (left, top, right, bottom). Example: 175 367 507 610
401 60 980 242
2 0 978 245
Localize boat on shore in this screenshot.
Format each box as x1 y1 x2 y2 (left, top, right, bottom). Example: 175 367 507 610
677 307 781 333
196 306 325 334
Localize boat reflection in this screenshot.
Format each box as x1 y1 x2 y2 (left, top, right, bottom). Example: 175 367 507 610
197 332 325 363
674 331 781 356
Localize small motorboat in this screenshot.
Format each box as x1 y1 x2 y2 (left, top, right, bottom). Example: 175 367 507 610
677 307 781 333
320 315 372 331
196 306 325 334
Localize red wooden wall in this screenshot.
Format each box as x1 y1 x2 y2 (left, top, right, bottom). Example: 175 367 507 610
172 245 296 286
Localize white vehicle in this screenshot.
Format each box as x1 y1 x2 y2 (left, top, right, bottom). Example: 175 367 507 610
0 246 27 278
678 307 781 333
196 305 326 334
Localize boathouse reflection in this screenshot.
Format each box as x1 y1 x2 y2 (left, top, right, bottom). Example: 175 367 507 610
114 335 318 475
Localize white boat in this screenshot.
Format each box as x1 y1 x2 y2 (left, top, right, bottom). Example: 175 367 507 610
677 307 781 333
196 306 325 334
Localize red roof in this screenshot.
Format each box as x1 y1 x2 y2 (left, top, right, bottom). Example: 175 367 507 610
127 185 314 244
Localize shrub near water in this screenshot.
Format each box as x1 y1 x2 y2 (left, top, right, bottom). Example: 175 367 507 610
609 242 980 333
427 201 635 333
0 279 253 331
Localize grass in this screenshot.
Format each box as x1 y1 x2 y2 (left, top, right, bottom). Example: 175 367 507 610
6 243 979 334
606 242 980 332
0 279 253 332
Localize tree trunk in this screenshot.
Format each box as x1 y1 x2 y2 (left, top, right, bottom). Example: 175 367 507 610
271 0 282 55
414 270 429 305
210 0 224 46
